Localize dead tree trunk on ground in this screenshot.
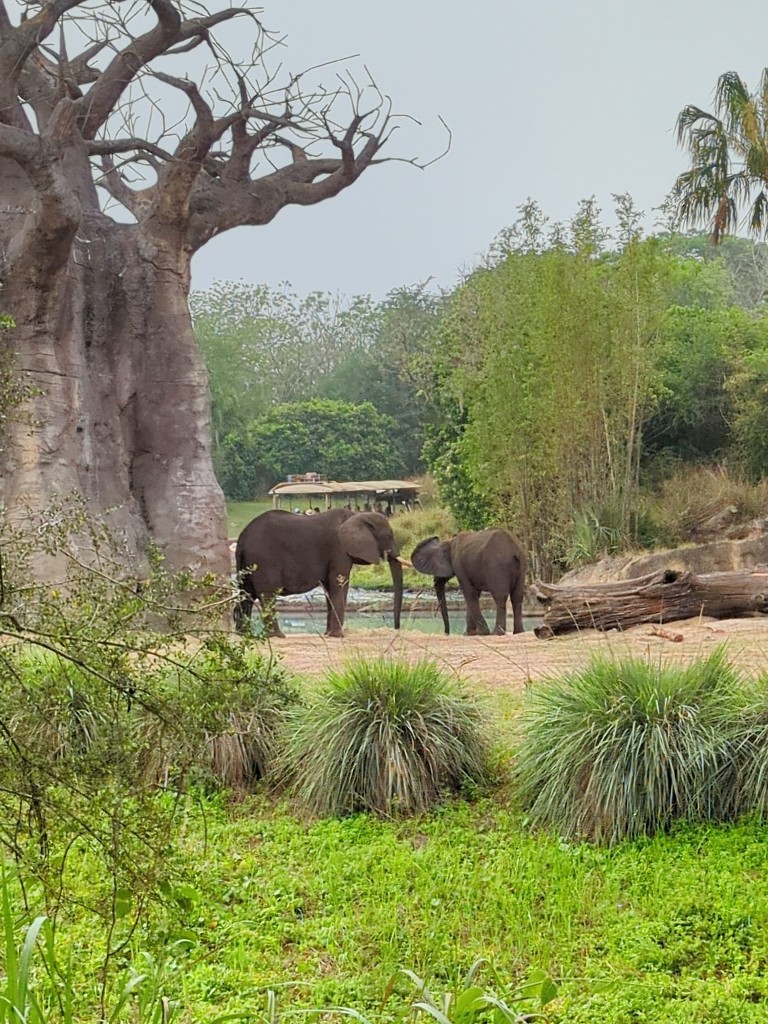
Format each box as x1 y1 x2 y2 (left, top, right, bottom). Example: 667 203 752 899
532 569 768 638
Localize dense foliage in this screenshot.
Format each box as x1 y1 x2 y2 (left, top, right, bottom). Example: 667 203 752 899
216 398 406 499
425 200 768 575
195 205 768 570
192 284 440 493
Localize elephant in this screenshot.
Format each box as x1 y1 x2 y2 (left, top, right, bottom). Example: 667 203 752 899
234 508 407 638
411 529 527 636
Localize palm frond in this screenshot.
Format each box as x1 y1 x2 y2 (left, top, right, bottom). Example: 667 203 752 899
715 71 753 137
674 69 768 241
676 104 717 145
749 189 768 235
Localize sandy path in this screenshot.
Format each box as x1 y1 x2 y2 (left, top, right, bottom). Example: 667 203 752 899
263 617 768 691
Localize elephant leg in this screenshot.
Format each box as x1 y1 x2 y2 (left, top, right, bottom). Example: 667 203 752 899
490 589 508 635
234 589 254 634
258 592 285 639
463 585 489 636
324 576 348 638
510 576 526 634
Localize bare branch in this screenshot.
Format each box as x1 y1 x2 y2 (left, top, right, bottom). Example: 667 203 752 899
70 36 110 85
74 5 249 140
74 0 182 139
98 153 141 217
0 121 38 165
88 137 173 162
152 70 214 146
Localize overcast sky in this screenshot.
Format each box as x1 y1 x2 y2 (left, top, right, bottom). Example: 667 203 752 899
190 0 768 300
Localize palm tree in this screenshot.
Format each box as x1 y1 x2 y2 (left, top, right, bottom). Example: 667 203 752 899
674 70 768 242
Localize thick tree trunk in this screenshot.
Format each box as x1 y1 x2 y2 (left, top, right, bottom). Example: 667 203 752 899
532 569 768 638
0 194 227 577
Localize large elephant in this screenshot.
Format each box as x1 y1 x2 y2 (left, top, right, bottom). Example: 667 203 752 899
411 529 527 636
235 508 406 638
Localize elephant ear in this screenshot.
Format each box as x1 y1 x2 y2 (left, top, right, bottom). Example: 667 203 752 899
338 515 382 565
411 537 454 578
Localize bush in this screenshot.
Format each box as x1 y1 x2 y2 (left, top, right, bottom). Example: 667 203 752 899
731 686 768 820
281 658 490 817
644 463 768 547
514 650 749 844
3 637 299 797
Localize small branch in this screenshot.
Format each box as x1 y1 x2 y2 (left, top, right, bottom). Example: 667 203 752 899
98 153 140 216
74 1 182 139
0 122 39 165
87 136 173 161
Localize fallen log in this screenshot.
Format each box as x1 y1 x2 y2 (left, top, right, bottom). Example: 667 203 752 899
531 568 768 639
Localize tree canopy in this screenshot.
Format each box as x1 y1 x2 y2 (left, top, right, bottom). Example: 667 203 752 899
217 398 406 500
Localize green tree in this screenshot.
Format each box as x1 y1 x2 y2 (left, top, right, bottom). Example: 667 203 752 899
191 283 379 449
430 199 671 576
644 306 768 463
725 330 768 480
659 232 768 309
674 70 768 242
320 285 443 474
217 399 406 499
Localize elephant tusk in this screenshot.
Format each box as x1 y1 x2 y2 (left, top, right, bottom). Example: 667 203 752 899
395 556 413 568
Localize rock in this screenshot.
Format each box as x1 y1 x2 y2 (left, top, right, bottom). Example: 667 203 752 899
559 534 768 587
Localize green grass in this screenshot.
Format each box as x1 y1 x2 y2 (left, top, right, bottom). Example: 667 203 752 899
19 797 768 1023
227 499 273 537
7 654 768 1023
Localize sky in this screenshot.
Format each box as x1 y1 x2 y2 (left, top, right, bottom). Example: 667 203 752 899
189 0 768 300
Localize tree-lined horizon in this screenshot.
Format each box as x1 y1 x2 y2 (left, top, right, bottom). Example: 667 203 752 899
0 0 395 574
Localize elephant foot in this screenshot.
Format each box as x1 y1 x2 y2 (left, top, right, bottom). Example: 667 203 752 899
263 626 286 639
324 629 345 639
493 626 507 636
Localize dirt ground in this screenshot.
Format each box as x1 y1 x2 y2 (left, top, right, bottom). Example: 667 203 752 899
264 616 768 691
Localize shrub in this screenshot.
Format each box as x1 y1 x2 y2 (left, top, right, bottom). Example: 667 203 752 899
2 637 299 796
384 960 558 1024
281 658 490 817
514 650 749 844
644 463 768 546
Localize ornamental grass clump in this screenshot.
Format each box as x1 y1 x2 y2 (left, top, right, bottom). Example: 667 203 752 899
514 649 749 844
729 685 768 820
281 658 490 817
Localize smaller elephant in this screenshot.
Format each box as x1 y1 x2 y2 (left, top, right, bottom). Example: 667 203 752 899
411 529 527 636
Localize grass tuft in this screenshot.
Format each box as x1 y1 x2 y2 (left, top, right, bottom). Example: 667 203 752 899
514 649 750 844
281 658 490 817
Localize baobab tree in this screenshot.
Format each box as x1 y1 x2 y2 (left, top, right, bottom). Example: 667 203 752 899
0 1 400 576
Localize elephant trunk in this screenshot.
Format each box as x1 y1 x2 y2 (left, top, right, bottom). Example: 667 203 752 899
389 555 403 630
435 577 450 635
